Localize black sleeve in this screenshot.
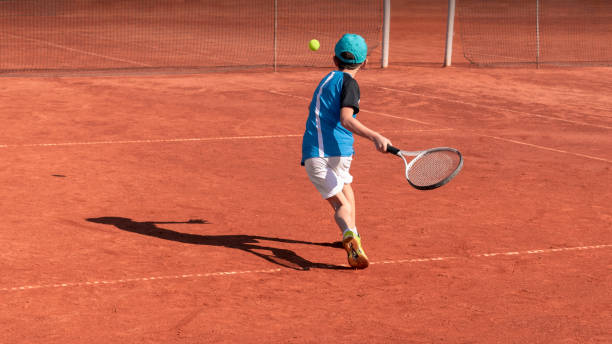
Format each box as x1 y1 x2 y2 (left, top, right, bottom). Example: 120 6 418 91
340 74 360 114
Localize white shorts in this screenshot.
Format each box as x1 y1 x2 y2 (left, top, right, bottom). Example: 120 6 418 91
304 156 353 199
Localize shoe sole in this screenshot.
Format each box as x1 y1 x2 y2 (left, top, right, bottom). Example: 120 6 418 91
343 237 369 269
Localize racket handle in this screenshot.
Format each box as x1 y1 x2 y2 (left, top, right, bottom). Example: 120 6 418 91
386 145 400 155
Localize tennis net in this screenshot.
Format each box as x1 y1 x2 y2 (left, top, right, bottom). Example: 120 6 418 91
0 0 383 74
457 0 612 66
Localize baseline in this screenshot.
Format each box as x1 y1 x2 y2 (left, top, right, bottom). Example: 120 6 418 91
480 134 612 163
2 244 609 293
0 129 451 149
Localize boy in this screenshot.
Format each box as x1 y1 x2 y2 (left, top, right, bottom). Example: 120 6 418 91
301 33 391 269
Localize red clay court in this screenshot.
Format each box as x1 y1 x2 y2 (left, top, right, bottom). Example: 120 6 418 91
1 1 611 343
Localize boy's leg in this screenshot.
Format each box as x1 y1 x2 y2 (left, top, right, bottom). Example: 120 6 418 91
305 157 368 269
326 188 354 231
326 183 356 231
327 184 368 269
341 183 356 228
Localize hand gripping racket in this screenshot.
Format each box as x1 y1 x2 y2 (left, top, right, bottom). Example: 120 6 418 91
386 145 463 190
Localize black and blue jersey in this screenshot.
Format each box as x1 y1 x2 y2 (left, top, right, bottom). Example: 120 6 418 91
301 71 360 165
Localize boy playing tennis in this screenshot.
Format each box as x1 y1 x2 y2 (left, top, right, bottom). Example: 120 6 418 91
301 33 391 269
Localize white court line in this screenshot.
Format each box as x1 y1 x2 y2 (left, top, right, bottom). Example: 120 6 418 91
1 32 152 67
261 89 435 126
1 88 608 162
1 244 610 293
0 129 451 149
377 86 612 130
260 85 611 130
480 134 612 163
0 134 302 148
259 88 611 163
0 268 282 292
369 244 612 265
360 108 434 125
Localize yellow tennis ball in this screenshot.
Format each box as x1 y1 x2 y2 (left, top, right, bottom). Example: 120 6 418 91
309 39 320 51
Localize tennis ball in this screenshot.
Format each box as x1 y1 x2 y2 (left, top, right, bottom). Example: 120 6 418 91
309 39 320 51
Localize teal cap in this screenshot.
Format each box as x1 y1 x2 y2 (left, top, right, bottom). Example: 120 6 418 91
334 33 367 64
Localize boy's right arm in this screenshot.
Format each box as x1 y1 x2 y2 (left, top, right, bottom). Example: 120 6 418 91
340 107 391 153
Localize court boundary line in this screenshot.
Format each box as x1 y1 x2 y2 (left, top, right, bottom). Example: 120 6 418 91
252 83 611 130
376 86 612 130
0 134 302 148
1 244 610 293
261 89 436 126
255 88 611 163
0 129 451 149
1 86 608 163
479 134 612 163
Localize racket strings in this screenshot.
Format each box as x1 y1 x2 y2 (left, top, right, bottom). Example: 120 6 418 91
407 150 461 187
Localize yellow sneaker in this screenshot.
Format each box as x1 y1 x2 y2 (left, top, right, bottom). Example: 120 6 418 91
342 231 369 269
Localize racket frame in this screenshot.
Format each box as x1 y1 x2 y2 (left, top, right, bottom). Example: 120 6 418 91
388 146 463 190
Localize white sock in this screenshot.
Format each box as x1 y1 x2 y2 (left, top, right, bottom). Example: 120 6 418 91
342 227 358 238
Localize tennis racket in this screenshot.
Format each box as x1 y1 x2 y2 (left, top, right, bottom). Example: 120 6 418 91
386 145 463 190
